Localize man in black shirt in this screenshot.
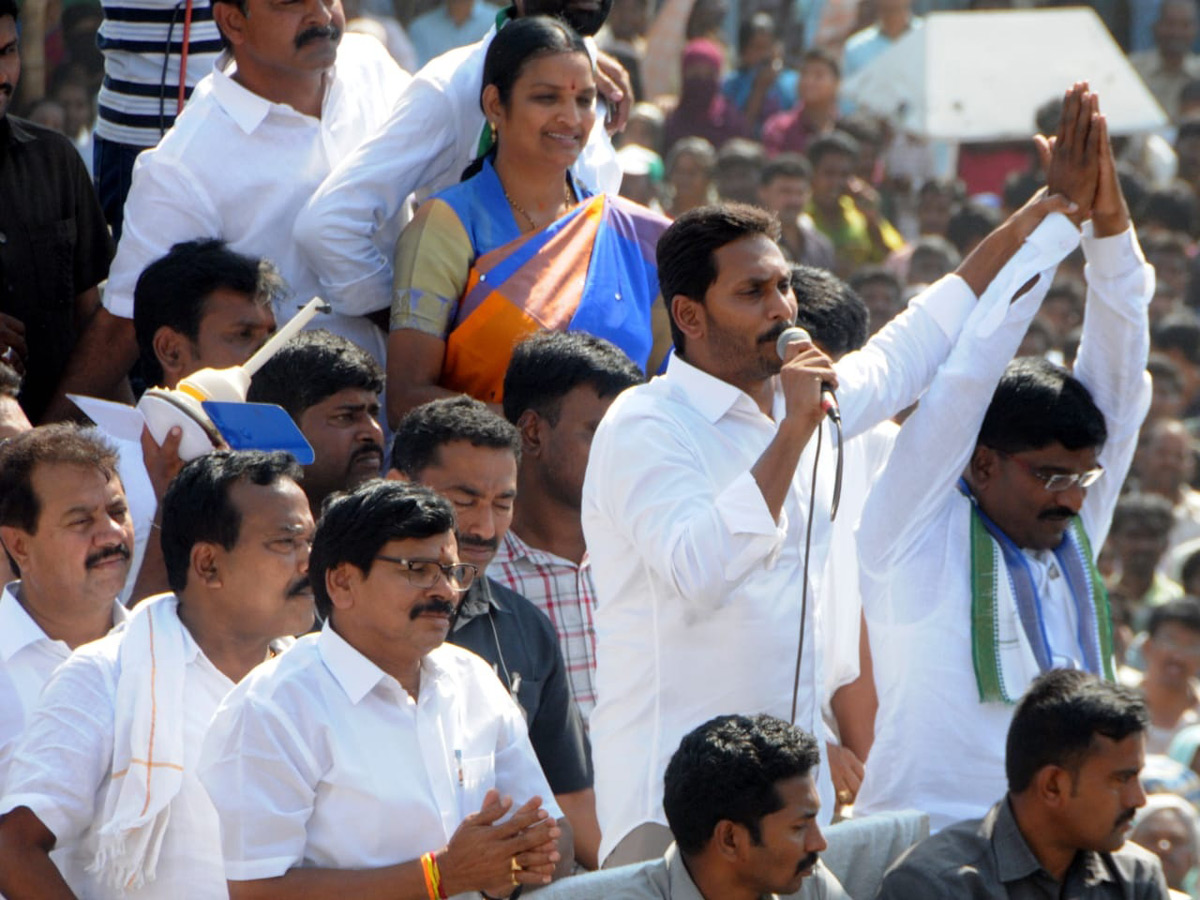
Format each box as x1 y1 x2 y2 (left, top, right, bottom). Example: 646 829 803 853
0 0 113 423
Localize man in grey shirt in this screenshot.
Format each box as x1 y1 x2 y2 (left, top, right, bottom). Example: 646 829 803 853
539 714 847 900
877 669 1169 899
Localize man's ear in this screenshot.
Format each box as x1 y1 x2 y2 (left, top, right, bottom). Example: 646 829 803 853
968 444 998 489
671 294 705 347
152 326 189 387
516 409 545 458
711 819 745 864
327 562 358 611
191 542 222 588
0 526 30 572
1032 764 1071 810
212 0 250 48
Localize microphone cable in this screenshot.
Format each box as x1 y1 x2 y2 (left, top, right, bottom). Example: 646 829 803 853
790 417 823 725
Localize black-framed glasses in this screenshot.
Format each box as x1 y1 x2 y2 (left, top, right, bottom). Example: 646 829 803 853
997 451 1104 492
374 556 478 592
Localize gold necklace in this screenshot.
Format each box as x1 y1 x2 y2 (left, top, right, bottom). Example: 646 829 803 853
502 179 576 231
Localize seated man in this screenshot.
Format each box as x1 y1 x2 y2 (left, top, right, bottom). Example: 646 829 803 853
0 425 132 789
0 451 314 897
199 480 572 897
855 93 1154 829
247 329 386 515
537 714 846 900
494 331 645 722
877 669 1168 897
389 395 597 868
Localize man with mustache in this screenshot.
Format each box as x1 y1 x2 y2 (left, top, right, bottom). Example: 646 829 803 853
248 329 386 515
877 670 1167 898
0 451 315 897
581 91 1092 865
43 0 410 422
0 425 132 793
853 93 1154 831
537 714 846 900
0 0 114 424
389 396 597 868
199 480 573 897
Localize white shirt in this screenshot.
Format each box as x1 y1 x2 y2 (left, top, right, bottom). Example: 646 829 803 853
199 626 561 887
582 269 987 864
104 33 410 364
0 584 128 793
0 602 231 898
854 223 1153 831
293 25 623 318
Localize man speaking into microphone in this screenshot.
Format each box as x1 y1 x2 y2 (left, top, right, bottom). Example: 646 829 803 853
582 178 1089 865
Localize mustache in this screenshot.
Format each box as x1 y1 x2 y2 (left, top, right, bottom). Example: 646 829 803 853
295 24 341 48
759 322 789 346
1115 808 1137 831
795 852 819 876
1038 507 1076 521
287 576 312 597
350 442 384 464
409 598 458 621
0 84 11 98
458 534 499 553
86 544 131 569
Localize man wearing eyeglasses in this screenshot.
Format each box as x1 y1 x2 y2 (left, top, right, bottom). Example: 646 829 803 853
199 479 573 899
852 96 1154 831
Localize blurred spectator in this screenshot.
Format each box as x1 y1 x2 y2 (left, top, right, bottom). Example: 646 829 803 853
407 0 499 67
1168 721 1200 775
1138 419 1200 556
721 13 797 138
905 235 959 286
849 266 903 334
617 143 665 211
1155 314 1200 418
663 39 748 152
915 176 963 238
806 131 903 278
1185 547 1200 595
664 135 718 216
761 47 840 158
1015 316 1053 360
1175 117 1200 196
343 0 420 71
596 0 648 100
47 64 91 174
1038 278 1085 349
757 153 835 268
946 201 1001 258
24 97 65 132
838 111 888 183
1001 168 1044 216
0 0 114 423
623 101 665 154
1137 599 1200 753
1131 0 1200 122
843 0 921 79
1109 493 1186 625
248 330 385 515
1149 353 1189 424
1142 184 1199 237
1131 794 1200 896
713 137 763 204
1144 231 1193 324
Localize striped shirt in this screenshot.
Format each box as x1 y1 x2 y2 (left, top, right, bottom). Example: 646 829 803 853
97 0 224 147
488 530 598 722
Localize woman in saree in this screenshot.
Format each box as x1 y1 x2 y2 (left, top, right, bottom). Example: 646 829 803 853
386 15 672 426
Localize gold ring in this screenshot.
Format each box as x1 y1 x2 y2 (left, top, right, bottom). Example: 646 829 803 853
511 856 522 873
837 790 853 804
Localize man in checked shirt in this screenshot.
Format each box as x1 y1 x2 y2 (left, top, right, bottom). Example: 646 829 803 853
493 332 644 724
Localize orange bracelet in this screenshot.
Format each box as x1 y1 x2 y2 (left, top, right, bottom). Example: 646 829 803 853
420 852 439 900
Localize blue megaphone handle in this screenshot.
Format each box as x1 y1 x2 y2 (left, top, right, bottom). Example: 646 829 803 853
202 401 316 465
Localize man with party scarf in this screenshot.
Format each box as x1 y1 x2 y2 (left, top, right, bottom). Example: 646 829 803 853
854 86 1153 831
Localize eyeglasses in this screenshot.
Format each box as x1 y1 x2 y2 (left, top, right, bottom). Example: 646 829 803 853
374 556 478 592
997 451 1104 492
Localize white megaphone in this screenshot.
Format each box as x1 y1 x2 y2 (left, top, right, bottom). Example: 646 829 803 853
135 297 331 461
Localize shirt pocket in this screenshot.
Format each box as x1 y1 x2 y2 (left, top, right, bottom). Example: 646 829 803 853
458 751 496 817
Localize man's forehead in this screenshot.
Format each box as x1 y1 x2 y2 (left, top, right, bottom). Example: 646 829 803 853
713 235 789 282
380 532 457 560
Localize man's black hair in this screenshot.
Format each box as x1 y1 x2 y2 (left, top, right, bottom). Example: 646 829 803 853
791 265 868 357
760 153 812 187
309 480 456 620
247 329 383 421
801 46 839 80
1143 190 1198 236
134 239 284 386
909 236 961 277
807 131 859 169
0 0 18 22
657 203 780 356
1148 597 1200 641
1110 492 1176 542
1177 116 1200 146
391 395 521 477
664 714 820 855
1154 313 1200 365
716 138 765 173
1006 669 1148 794
947 203 1002 256
977 356 1107 454
1148 353 1185 394
160 451 302 594
1002 170 1044 213
502 332 643 425
666 136 717 178
1182 546 1200 591
736 12 773 54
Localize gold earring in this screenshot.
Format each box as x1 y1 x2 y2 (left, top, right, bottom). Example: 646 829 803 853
490 121 497 141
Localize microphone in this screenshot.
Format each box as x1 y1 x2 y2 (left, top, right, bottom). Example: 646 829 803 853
775 327 840 422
